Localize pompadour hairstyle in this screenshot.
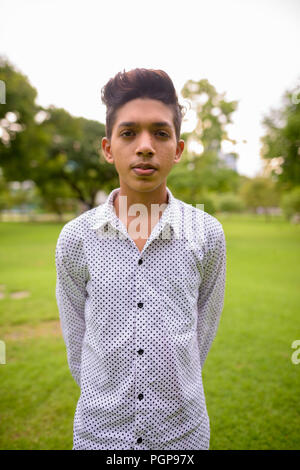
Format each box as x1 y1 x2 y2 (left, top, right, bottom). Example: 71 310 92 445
101 68 184 141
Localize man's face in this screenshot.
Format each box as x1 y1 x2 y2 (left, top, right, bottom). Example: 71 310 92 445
102 98 184 194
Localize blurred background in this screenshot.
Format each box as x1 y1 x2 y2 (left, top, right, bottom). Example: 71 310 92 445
0 0 299 450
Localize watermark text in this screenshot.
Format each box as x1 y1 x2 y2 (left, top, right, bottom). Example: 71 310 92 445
0 340 6 364
291 340 300 365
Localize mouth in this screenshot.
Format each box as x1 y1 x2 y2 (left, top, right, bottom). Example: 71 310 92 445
132 164 157 176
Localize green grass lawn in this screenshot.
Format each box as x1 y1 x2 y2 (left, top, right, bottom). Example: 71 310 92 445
0 215 299 450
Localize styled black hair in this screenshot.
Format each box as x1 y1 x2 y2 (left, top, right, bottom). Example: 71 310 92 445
101 68 184 141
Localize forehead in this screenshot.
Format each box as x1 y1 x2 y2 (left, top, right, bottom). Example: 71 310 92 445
113 98 175 128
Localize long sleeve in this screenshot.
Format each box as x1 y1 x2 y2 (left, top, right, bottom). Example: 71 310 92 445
55 226 88 387
197 225 226 368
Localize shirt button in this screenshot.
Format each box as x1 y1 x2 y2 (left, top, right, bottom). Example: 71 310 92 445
138 259 143 265
137 437 142 444
138 302 143 308
138 348 144 355
138 393 144 400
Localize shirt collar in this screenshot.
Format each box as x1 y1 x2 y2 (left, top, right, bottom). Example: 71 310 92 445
90 186 182 240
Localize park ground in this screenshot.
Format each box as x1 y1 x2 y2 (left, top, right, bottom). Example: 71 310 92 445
0 214 299 450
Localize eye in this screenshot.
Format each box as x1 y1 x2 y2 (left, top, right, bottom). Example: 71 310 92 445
156 130 170 138
120 130 135 137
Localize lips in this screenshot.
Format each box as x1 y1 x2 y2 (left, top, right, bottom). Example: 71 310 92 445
132 164 157 176
132 163 157 176
132 164 157 170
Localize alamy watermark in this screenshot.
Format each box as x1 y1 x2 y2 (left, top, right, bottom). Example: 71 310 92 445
94 196 206 250
291 340 300 365
0 80 6 104
0 340 6 364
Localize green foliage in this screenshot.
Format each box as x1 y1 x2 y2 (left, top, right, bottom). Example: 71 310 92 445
260 85 300 189
0 57 37 122
0 172 10 211
0 57 47 182
280 186 300 220
168 150 241 214
0 56 118 211
181 78 238 152
238 177 281 211
36 107 118 208
214 192 246 213
168 78 241 201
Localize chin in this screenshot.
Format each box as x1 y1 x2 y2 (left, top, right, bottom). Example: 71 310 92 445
120 175 165 192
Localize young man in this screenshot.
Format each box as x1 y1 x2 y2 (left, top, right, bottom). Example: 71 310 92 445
55 68 226 450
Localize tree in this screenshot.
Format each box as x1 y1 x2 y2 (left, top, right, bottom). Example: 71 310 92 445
0 56 48 181
260 84 300 190
181 78 238 153
168 78 240 209
0 171 11 215
38 107 119 209
238 176 281 214
0 56 118 211
280 186 300 221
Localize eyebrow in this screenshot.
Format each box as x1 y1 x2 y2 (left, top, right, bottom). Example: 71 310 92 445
118 121 173 129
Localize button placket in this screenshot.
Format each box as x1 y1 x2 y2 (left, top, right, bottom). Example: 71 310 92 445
135 308 146 391
135 265 147 447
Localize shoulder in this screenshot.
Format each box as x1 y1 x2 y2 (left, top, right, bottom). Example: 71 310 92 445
56 207 99 254
200 209 224 249
177 199 224 246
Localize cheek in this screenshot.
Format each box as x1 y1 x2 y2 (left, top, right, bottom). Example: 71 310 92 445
160 149 177 168
110 145 124 165
114 157 132 178
114 160 126 174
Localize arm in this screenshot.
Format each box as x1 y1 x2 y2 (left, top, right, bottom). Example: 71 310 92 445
55 227 87 387
197 225 226 368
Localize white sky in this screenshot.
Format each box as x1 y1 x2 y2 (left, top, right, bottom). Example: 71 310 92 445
1 0 299 177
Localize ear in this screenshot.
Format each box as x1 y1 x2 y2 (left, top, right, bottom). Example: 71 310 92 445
174 139 185 164
101 137 114 164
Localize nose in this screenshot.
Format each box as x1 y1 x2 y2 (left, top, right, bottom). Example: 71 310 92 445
135 131 155 156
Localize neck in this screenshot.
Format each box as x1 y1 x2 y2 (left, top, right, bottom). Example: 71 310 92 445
113 182 169 221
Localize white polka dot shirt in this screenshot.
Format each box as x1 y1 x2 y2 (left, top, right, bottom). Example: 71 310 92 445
55 186 226 450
